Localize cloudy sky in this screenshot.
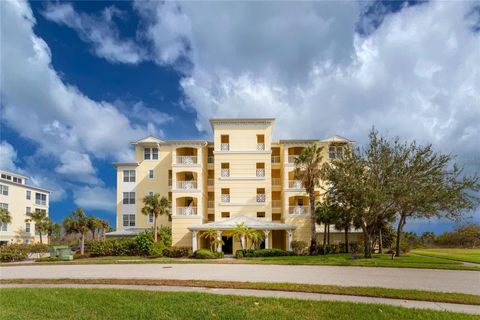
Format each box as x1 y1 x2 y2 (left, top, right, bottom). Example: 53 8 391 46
1 0 479 233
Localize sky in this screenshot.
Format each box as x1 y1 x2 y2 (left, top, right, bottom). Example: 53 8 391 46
0 0 479 234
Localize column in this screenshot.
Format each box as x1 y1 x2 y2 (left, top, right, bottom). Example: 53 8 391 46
192 231 198 252
263 230 270 249
240 235 246 250
216 230 222 252
287 230 293 251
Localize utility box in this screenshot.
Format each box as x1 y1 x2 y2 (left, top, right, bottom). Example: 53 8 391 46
49 245 73 261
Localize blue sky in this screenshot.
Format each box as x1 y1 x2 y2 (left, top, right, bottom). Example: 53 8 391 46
1 0 479 234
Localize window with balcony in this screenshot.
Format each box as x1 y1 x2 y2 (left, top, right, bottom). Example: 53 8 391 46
256 135 265 150
207 149 214 163
221 212 230 218
221 189 230 203
221 163 230 177
26 190 31 200
122 192 135 205
123 214 135 227
329 145 345 159
0 184 8 196
35 193 46 206
221 135 229 151
148 169 154 179
256 188 266 203
256 163 265 177
123 170 136 182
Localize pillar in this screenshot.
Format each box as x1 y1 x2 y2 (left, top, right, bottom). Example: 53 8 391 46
263 230 270 249
216 230 222 252
287 230 293 251
192 231 198 252
240 235 246 250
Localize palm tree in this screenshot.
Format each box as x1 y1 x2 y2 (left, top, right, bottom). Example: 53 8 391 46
46 218 62 244
232 223 251 251
201 228 224 252
294 144 324 254
100 219 109 241
63 208 89 255
86 216 102 240
249 230 265 249
25 210 49 244
0 208 12 225
141 193 170 242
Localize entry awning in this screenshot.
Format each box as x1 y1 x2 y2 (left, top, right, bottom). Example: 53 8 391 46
188 215 296 231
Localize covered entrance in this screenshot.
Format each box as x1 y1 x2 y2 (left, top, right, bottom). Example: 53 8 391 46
222 236 233 254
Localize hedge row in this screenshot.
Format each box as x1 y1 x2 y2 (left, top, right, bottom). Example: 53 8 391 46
193 249 224 259
0 243 50 262
235 249 294 258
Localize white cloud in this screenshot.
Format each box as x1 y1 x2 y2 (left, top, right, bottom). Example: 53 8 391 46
73 186 116 212
43 3 143 64
55 151 101 185
0 141 19 172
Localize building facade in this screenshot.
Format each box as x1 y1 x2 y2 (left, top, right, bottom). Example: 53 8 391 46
112 118 360 253
0 170 50 245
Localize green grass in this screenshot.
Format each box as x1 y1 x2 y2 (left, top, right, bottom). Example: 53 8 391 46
0 288 476 320
2 278 478 305
412 249 480 264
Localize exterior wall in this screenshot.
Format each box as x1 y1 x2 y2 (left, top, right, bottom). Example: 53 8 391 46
0 172 50 244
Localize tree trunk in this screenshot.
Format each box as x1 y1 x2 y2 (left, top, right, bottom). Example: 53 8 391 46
379 229 383 254
323 224 327 250
363 229 372 258
80 233 85 255
153 215 158 242
39 232 43 244
395 215 406 257
103 229 106 241
309 191 317 255
92 230 95 240
327 224 330 245
344 227 349 253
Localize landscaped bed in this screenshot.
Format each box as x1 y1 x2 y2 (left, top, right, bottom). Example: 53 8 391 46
0 288 477 320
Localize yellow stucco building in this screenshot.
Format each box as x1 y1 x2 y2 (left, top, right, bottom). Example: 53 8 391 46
112 118 361 253
0 170 50 244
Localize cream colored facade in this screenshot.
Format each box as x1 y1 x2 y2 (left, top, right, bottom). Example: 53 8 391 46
113 118 360 253
0 170 50 244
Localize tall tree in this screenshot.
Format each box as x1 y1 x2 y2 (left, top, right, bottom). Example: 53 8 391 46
63 208 89 255
141 193 171 242
86 216 102 240
0 208 12 225
100 219 109 241
46 218 61 243
201 228 224 252
25 210 49 244
294 144 323 255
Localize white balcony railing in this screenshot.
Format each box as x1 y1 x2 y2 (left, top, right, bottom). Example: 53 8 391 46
176 207 198 216
256 143 265 151
272 200 282 209
256 194 266 203
221 194 230 203
221 169 230 177
289 206 310 215
272 178 281 186
288 180 304 189
207 201 214 208
176 180 197 190
287 155 298 163
207 178 214 186
207 156 214 163
256 169 265 177
176 156 197 165
271 156 280 163
221 143 229 151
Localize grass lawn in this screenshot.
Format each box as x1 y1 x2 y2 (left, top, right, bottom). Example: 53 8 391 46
2 278 478 305
0 288 476 320
412 249 480 264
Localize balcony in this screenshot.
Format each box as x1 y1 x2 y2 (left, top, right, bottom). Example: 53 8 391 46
207 156 214 164
207 201 214 208
272 178 281 186
176 156 197 165
271 156 280 163
287 155 299 163
256 193 266 203
207 178 214 186
256 169 265 177
272 200 281 209
288 180 304 189
176 207 198 216
256 143 265 151
288 206 310 215
221 169 230 177
176 181 198 190
221 143 229 151
221 194 230 203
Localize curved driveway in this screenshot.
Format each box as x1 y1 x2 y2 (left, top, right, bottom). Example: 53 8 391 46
1 264 479 295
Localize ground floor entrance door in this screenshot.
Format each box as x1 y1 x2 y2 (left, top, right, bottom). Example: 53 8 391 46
222 236 233 254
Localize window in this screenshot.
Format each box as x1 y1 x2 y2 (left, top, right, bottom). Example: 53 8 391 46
1 174 11 181
123 192 135 205
329 146 344 160
256 188 266 203
35 208 47 213
26 190 31 200
26 207 31 216
123 170 136 182
148 213 154 223
0 223 7 231
152 148 158 160
25 222 31 233
0 185 8 196
221 163 230 177
257 212 265 218
13 177 22 184
221 212 230 218
148 191 154 196
35 193 47 205
24 239 29 244
144 148 159 160
0 203 8 210
144 148 151 160
256 163 265 177
148 169 154 179
123 214 135 227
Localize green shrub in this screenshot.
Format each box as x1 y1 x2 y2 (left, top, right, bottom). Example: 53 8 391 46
291 240 308 255
235 249 294 258
157 226 172 247
0 245 29 262
90 238 136 257
134 231 154 256
148 241 165 257
162 246 192 258
35 257 61 262
29 243 49 253
73 253 90 259
194 249 224 259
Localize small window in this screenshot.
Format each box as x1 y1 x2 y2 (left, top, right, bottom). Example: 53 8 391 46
24 239 29 244
257 212 265 218
0 223 7 231
13 177 22 184
122 192 135 205
148 169 154 179
152 148 159 160
0 203 8 210
144 148 151 160
0 185 8 196
26 190 31 200
122 214 136 227
26 207 31 216
25 222 31 233
35 208 47 213
329 146 344 160
221 212 230 218
123 170 136 182
148 191 154 196
148 213 154 223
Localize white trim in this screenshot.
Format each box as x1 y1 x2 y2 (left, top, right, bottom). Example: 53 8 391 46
213 151 271 155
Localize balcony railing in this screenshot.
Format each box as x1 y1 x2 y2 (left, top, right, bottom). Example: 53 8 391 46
207 178 214 186
256 194 266 203
256 169 265 177
271 156 280 163
272 200 282 209
221 194 230 203
176 181 197 190
288 180 304 189
221 169 230 177
288 206 310 215
207 201 214 208
221 143 229 151
176 156 197 165
256 143 265 151
287 155 299 163
35 200 46 206
207 156 214 163
272 178 281 186
176 207 198 216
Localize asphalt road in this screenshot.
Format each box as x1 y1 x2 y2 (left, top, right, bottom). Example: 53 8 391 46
1 264 479 294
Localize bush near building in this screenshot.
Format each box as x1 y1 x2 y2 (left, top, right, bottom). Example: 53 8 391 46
0 244 48 262
193 249 224 259
235 249 294 258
